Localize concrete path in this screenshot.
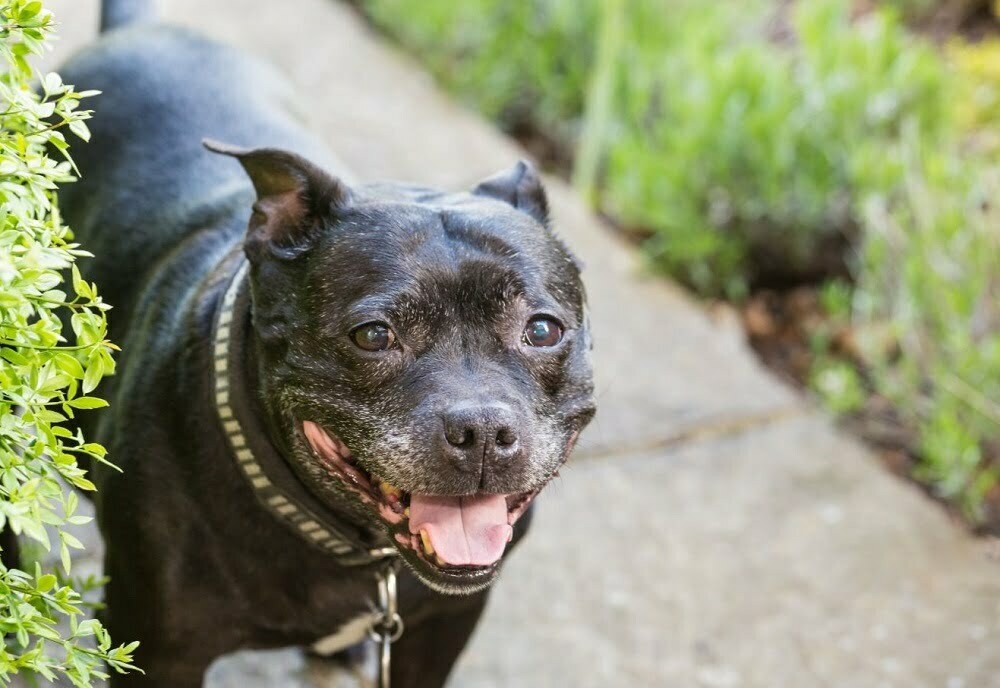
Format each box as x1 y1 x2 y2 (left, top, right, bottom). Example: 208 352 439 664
32 1 1000 686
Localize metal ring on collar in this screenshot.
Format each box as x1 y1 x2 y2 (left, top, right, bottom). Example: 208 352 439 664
368 611 405 643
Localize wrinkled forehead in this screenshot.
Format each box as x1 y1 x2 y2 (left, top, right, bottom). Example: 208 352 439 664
306 201 583 323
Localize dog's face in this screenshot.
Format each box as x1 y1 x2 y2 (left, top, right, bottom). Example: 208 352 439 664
207 142 595 593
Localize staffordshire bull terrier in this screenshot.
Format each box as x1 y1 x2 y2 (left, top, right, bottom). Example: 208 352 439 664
55 0 595 684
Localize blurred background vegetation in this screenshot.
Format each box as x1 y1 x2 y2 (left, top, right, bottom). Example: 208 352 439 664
357 0 1000 529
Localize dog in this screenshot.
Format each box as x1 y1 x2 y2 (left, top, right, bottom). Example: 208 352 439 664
56 0 595 684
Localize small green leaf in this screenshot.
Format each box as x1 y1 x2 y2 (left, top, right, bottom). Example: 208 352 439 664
37 574 56 593
66 396 107 409
82 349 103 393
42 71 62 95
54 352 85 379
68 119 90 142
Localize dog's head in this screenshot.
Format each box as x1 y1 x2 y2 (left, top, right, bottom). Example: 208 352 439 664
206 141 595 593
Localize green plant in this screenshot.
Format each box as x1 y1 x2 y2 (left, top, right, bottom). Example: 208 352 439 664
810 359 866 414
848 128 999 514
0 0 138 683
364 0 598 148
603 0 948 297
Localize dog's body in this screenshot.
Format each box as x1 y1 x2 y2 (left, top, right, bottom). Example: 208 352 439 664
56 2 594 685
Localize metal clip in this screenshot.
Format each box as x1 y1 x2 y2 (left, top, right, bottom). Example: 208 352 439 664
369 562 404 688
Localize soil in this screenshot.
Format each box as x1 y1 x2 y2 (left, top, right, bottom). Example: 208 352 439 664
739 287 1000 535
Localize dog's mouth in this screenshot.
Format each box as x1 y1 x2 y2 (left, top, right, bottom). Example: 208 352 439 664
300 420 544 578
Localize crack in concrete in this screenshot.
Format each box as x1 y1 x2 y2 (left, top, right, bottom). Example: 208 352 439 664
572 404 807 461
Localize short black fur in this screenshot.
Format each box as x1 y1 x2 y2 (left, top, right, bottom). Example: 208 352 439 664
54 2 595 685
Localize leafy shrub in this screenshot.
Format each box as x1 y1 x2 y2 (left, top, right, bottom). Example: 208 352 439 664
605 0 950 296
0 0 137 682
810 27 1000 515
849 130 999 513
364 0 598 149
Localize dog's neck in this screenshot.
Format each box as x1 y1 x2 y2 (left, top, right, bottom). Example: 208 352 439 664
210 255 398 566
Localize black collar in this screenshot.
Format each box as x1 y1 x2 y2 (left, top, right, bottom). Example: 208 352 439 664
211 257 398 567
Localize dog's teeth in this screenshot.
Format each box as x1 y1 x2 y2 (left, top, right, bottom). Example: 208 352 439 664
434 554 447 567
403 507 410 518
379 481 402 500
419 529 434 555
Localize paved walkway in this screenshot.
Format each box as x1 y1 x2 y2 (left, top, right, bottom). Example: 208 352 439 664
36 1 1000 686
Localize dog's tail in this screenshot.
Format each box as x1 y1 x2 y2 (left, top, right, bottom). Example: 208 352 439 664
100 0 158 33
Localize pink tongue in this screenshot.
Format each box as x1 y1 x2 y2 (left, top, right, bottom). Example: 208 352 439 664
409 494 513 567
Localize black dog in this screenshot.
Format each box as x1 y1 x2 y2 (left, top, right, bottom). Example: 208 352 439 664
56 1 594 685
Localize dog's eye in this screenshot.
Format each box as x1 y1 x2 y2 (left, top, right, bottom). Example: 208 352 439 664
351 322 396 351
522 316 563 348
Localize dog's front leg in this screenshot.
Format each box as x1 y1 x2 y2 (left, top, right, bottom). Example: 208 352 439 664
102 552 242 688
107 657 212 688
388 590 489 688
102 612 231 688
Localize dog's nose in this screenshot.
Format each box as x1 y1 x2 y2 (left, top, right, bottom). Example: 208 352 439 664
441 403 520 472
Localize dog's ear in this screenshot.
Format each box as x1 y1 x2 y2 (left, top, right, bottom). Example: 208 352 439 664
203 139 350 256
472 160 550 227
